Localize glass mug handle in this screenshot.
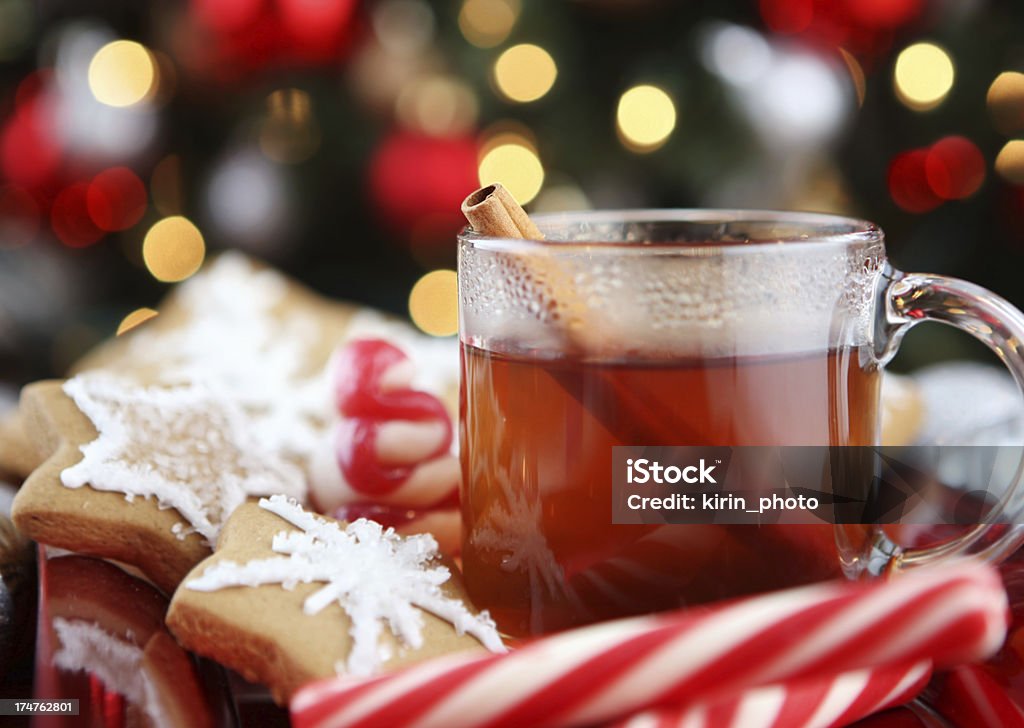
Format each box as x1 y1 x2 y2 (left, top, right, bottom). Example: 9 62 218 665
854 263 1024 575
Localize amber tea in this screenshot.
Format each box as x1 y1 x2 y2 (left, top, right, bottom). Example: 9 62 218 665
459 342 880 636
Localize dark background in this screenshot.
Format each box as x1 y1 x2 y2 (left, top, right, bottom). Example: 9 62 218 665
1 0 1023 387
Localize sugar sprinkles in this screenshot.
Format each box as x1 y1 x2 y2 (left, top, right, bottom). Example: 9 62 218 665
186 495 505 676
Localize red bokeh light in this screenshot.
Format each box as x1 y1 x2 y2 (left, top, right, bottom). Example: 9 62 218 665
51 183 105 248
759 0 926 64
925 136 986 201
844 0 923 29
888 149 942 213
87 167 148 232
279 0 359 63
760 0 814 34
192 0 264 33
368 132 479 244
1 100 62 190
14 69 53 109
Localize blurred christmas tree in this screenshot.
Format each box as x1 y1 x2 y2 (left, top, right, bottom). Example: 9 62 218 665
0 0 1023 383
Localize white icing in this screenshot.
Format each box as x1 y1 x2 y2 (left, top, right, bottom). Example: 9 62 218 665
62 374 305 544
120 253 330 465
186 495 505 676
52 618 170 728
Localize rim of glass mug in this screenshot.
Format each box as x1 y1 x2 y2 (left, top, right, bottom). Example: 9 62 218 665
459 208 883 252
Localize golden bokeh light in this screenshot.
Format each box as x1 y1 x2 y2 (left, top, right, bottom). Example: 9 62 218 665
616 84 677 152
116 307 159 336
459 0 520 48
988 72 1024 136
142 216 206 283
478 143 544 204
88 40 157 107
995 140 1024 185
493 44 557 103
396 75 479 136
409 269 459 337
893 42 954 111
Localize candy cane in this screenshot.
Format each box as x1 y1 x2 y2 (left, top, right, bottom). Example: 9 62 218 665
613 661 931 728
311 339 460 512
291 561 1007 728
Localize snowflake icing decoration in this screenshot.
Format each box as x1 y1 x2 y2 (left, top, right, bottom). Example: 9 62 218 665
186 495 505 675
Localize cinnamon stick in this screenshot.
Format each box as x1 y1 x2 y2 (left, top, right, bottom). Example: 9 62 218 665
461 184 544 241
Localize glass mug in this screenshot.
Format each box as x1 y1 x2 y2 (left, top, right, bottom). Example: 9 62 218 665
457 210 1024 637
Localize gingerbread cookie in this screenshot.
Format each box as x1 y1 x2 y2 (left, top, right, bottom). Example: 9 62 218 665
0 411 40 481
167 496 503 703
11 375 304 593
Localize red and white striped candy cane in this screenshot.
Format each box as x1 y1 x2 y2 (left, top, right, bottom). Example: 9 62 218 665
311 339 461 549
291 561 1007 728
614 661 931 728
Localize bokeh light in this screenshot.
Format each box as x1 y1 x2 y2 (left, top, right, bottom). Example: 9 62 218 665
987 72 1024 136
396 75 478 137
533 180 591 212
759 0 813 34
888 149 941 213
408 269 458 336
616 84 677 152
493 44 557 103
207 150 289 250
142 216 206 282
373 0 435 57
459 0 520 48
924 136 985 200
116 307 159 336
995 140 1024 186
260 88 321 164
893 42 954 111
700 23 772 87
51 183 104 248
87 167 147 231
478 142 544 204
87 40 156 108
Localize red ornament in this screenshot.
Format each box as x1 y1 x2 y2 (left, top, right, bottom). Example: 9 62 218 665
760 0 925 65
189 0 360 74
1 99 62 191
845 0 922 30
87 167 148 232
925 136 986 201
888 149 942 213
192 0 263 33
51 183 104 248
760 0 814 34
367 131 479 244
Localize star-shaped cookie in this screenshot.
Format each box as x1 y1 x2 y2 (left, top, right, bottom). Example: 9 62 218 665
167 497 503 704
12 375 304 594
